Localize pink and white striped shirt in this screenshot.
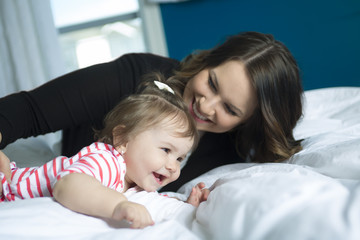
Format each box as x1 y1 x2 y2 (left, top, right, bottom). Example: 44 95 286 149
0 142 126 202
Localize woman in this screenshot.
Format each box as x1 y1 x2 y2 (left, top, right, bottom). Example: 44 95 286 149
0 31 303 191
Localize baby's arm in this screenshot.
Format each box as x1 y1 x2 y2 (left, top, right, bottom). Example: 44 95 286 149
185 182 210 207
53 173 154 229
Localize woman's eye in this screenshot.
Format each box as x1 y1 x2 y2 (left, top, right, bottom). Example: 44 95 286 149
208 75 216 91
225 104 237 116
162 148 170 153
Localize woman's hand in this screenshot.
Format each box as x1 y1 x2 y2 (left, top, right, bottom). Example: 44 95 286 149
0 150 11 182
112 201 154 229
186 182 210 207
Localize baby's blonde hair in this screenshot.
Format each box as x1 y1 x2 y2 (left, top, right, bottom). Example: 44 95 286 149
95 77 198 151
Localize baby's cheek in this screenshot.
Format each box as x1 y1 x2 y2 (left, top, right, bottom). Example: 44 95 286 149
172 170 181 182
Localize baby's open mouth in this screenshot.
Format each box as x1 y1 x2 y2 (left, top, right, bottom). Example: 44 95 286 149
153 172 165 184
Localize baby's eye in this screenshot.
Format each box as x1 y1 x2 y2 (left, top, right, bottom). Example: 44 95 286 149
162 148 170 154
176 157 183 162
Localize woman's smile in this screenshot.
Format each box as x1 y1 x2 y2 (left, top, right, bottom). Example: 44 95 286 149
190 98 210 123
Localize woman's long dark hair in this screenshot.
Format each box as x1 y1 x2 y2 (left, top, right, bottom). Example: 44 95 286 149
170 31 303 162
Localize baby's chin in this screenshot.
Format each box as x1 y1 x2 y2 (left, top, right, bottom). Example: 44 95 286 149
141 185 159 193
142 179 177 192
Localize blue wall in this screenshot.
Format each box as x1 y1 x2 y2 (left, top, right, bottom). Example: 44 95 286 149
160 0 360 90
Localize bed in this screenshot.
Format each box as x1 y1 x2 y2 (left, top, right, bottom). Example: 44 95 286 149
1 87 359 240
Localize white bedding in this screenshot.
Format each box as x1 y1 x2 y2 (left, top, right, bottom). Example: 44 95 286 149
1 87 360 240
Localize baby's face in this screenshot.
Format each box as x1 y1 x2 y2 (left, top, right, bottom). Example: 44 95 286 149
120 125 194 192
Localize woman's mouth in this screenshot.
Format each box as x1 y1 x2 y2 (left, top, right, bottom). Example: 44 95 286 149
190 99 210 123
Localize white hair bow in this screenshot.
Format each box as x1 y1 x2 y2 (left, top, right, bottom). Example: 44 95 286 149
154 81 175 94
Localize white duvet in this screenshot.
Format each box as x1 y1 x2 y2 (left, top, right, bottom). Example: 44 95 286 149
1 87 360 240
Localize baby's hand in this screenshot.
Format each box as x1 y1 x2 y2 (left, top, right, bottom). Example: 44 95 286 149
186 182 210 207
112 201 154 229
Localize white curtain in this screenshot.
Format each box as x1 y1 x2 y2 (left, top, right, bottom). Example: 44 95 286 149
0 0 65 97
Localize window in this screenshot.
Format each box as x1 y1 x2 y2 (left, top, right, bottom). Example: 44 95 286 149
50 0 167 72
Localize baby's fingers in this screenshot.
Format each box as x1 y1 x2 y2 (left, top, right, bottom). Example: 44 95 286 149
195 182 206 189
200 188 210 202
186 187 203 206
130 219 153 229
189 187 199 201
128 213 154 229
113 201 154 229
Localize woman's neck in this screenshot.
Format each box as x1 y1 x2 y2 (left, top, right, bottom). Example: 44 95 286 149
198 131 205 138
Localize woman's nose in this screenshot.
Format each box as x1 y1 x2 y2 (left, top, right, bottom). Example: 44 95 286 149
199 95 220 116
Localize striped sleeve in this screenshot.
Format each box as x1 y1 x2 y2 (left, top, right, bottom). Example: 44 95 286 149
57 150 121 189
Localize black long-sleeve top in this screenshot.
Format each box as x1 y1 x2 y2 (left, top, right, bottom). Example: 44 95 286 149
0 53 242 191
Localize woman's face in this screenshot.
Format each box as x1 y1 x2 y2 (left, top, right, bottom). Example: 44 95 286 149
183 60 257 133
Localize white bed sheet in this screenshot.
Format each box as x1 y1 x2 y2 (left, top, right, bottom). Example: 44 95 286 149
1 87 360 240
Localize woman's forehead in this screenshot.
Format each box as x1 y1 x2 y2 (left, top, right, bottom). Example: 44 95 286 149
214 61 257 118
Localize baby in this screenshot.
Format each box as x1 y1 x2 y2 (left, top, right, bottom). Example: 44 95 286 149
0 80 209 228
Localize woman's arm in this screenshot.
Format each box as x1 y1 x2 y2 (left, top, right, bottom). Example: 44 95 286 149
0 149 10 180
53 173 154 229
0 150 11 196
0 53 179 154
